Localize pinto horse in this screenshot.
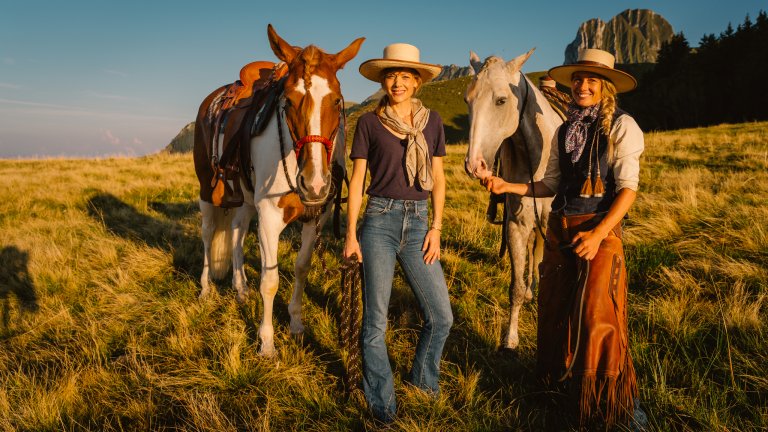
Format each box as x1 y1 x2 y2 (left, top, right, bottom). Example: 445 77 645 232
194 25 364 356
464 49 562 350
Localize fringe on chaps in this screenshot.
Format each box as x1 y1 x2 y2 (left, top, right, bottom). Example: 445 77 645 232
537 213 638 430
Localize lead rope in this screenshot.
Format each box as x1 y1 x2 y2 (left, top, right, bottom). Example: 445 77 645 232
279 95 361 393
336 99 363 395
339 257 363 394
276 101 298 193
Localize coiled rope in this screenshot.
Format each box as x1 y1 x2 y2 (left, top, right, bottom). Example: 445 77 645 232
338 258 363 394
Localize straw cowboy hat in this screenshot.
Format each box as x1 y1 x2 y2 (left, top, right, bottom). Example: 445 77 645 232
548 49 637 93
359 43 442 83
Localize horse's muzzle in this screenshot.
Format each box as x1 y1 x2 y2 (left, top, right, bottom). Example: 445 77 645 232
465 156 492 180
297 172 332 206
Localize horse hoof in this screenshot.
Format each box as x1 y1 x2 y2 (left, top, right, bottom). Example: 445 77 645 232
259 346 277 358
235 290 251 304
290 322 305 336
291 331 305 345
524 288 533 302
498 346 519 356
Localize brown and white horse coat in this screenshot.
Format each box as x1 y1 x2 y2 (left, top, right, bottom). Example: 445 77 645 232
195 25 363 356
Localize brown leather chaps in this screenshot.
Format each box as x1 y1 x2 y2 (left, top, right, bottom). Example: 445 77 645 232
537 213 638 429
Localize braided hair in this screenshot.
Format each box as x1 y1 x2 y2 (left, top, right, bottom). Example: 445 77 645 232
599 78 618 163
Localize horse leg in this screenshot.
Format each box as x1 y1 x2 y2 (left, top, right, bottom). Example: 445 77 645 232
288 211 331 336
199 200 215 298
503 224 530 350
255 200 288 357
199 200 234 298
529 224 546 301
231 204 257 303
525 230 536 302
287 222 315 336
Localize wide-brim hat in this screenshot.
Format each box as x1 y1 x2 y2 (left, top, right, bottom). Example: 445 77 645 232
359 43 442 83
548 49 637 93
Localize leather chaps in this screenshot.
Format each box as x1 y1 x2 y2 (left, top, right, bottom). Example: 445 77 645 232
537 213 638 429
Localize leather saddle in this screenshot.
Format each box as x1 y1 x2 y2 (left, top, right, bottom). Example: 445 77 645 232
206 62 288 208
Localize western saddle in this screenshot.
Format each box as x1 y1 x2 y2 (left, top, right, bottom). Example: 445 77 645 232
206 61 288 208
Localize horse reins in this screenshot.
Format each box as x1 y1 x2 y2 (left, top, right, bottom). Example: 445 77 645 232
516 72 550 248
277 97 362 393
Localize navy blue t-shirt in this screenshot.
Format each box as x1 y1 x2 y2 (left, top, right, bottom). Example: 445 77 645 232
350 111 446 200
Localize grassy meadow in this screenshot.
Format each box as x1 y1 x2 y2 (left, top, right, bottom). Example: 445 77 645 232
0 121 766 431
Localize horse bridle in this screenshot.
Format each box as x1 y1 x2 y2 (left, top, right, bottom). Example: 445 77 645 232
277 97 342 167
275 94 346 215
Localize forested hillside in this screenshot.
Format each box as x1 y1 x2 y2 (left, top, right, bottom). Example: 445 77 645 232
620 10 768 130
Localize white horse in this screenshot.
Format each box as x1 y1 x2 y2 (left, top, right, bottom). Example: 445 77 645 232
464 49 562 350
194 25 364 356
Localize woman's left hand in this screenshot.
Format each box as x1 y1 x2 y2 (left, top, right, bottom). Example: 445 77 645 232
422 229 441 264
570 228 608 261
481 175 510 195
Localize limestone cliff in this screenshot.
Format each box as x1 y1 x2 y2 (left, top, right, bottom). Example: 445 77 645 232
564 9 674 64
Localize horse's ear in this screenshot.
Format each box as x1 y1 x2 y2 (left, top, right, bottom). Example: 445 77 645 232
469 51 483 73
267 24 300 64
333 37 365 69
506 47 536 73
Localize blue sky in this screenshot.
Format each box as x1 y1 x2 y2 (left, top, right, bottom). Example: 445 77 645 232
0 0 763 158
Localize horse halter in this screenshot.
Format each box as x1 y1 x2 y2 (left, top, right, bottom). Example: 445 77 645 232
278 97 343 165
275 96 345 198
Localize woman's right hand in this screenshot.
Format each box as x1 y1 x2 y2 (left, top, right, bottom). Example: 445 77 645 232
343 235 363 263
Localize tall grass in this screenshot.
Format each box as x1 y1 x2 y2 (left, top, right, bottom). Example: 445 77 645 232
0 121 766 431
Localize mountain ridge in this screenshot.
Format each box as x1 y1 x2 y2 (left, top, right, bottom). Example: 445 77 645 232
564 9 674 64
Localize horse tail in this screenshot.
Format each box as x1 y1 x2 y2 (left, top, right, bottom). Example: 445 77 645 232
209 207 234 280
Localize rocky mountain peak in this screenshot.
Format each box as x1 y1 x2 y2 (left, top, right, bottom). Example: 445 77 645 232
434 64 474 81
564 9 674 64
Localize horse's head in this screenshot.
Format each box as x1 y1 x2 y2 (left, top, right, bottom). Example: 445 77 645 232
268 25 364 205
464 48 535 179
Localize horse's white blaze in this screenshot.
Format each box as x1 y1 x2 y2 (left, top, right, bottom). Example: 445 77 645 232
295 76 332 195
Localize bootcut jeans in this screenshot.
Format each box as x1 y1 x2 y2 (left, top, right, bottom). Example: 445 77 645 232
359 196 453 423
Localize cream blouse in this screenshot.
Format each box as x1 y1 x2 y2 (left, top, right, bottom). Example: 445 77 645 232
541 113 644 194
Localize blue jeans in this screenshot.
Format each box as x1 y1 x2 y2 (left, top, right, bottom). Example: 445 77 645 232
359 196 453 422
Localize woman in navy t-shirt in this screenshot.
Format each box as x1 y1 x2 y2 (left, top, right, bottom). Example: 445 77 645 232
344 43 453 424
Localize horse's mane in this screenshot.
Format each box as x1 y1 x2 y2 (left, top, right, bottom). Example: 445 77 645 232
479 56 504 73
297 45 324 91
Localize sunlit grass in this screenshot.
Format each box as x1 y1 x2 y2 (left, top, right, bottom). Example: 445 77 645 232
0 122 766 430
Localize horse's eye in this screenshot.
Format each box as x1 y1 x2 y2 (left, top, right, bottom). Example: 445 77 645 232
334 98 342 106
496 97 507 106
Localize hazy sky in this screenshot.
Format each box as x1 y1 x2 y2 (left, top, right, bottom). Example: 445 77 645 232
1 0 763 158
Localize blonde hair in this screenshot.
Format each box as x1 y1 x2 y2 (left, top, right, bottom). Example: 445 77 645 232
375 68 423 115
599 78 618 163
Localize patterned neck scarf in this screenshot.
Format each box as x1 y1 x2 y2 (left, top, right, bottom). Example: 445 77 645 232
378 99 433 190
564 103 601 163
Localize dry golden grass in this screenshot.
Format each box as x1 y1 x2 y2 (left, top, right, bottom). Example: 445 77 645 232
0 122 766 431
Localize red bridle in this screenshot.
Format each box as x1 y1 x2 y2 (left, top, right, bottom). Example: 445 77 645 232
294 134 335 164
